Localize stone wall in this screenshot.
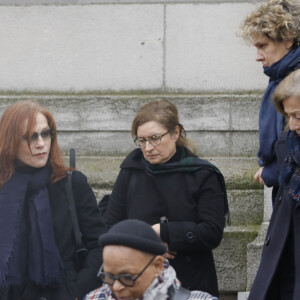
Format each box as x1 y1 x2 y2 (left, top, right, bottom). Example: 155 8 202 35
0 1 267 298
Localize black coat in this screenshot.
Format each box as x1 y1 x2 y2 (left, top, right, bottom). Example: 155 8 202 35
249 132 300 300
0 171 106 300
105 149 226 297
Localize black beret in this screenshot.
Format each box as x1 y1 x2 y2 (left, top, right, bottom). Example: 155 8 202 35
99 219 167 255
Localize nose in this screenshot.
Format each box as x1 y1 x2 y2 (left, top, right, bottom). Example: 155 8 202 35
145 140 154 151
35 135 45 147
256 49 263 62
112 279 125 293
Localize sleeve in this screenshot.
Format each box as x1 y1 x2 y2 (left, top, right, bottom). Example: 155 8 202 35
104 169 130 228
261 160 279 188
71 171 107 300
163 170 226 252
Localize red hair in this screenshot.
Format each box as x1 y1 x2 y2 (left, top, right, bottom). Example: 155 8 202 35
0 100 70 188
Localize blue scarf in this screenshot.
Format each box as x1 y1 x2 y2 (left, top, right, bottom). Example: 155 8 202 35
280 130 300 202
0 164 63 287
258 46 300 166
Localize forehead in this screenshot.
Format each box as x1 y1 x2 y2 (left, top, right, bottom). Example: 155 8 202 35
283 96 300 113
137 121 166 136
103 245 149 270
252 34 270 46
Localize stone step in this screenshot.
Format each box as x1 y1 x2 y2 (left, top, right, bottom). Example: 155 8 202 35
94 188 263 227
66 155 262 190
214 225 260 292
67 156 263 226
0 94 261 156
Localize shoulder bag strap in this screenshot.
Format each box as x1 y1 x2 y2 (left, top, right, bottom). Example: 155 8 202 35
65 170 85 250
173 286 191 300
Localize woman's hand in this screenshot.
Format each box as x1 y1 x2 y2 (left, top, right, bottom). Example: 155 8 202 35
254 167 265 185
152 223 177 260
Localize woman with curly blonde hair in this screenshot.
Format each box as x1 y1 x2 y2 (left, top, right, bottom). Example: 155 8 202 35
238 0 300 204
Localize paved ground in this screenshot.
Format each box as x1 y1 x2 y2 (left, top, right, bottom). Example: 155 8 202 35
219 292 237 300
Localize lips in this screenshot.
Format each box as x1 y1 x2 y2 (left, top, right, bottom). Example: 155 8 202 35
34 152 47 157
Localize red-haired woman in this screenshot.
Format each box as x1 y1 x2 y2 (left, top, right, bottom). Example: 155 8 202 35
0 100 106 300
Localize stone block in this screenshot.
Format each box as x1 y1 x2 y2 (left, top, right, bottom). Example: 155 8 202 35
214 226 259 292
0 2 267 92
0 94 261 131
166 3 268 91
0 95 261 156
237 292 249 300
227 190 263 226
0 5 164 91
246 222 269 290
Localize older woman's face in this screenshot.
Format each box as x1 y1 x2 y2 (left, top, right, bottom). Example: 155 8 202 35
103 245 163 300
253 35 293 67
16 113 51 168
283 96 300 135
137 121 179 164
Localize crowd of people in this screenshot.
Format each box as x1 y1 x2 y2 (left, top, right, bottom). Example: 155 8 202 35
0 0 300 300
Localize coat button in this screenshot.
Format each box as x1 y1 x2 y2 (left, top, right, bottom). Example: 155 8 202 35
186 232 194 240
40 297 46 300
264 235 270 246
278 196 282 205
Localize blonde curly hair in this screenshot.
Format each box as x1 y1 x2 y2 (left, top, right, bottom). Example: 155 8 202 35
238 0 300 48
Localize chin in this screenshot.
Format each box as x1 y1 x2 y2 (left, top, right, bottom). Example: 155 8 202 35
30 161 48 168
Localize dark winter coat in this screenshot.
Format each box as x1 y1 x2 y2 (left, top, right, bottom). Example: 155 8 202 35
0 171 106 300
259 46 300 188
104 148 226 297
249 132 300 300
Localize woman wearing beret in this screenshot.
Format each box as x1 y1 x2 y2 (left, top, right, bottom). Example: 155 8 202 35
104 100 228 297
85 219 218 300
0 100 106 300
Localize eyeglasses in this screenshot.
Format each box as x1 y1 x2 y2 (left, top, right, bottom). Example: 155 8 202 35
97 256 156 287
134 131 170 148
21 128 54 143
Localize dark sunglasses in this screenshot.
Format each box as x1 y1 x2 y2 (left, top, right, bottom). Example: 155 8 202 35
21 128 54 143
97 256 156 287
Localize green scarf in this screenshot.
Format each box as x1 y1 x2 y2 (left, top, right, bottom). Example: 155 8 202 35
143 148 230 225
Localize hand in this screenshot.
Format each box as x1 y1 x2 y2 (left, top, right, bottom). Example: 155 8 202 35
254 167 265 185
152 223 160 236
152 224 177 260
163 242 177 260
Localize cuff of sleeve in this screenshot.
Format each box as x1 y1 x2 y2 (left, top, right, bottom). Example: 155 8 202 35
160 222 169 244
261 163 279 187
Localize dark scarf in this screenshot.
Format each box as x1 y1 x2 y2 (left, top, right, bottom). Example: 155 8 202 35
280 130 300 202
258 46 300 166
0 164 63 288
143 147 230 225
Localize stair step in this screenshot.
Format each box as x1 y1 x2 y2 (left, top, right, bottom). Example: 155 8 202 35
66 156 263 190
214 225 260 292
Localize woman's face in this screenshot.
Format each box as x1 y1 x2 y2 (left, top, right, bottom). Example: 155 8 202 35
103 245 163 300
252 35 293 67
16 113 52 168
283 96 300 136
137 121 179 165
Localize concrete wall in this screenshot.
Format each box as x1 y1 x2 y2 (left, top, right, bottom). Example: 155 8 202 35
0 1 265 92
